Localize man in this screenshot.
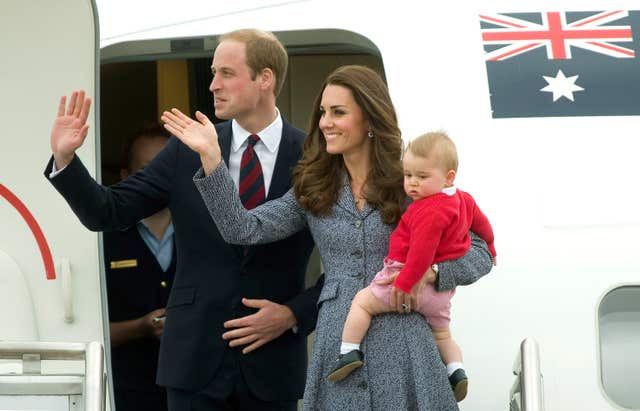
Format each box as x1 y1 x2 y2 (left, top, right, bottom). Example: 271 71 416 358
105 124 173 411
45 29 321 410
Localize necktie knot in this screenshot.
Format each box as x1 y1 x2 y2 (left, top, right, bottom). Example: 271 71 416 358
247 134 260 147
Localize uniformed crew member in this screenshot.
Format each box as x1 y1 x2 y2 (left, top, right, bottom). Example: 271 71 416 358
104 124 173 411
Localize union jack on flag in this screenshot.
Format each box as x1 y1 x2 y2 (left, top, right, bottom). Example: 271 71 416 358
480 11 635 61
480 10 640 118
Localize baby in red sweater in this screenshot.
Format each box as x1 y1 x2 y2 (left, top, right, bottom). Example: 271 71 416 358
328 132 497 402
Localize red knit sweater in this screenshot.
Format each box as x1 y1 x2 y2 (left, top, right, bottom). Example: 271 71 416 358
390 189 496 294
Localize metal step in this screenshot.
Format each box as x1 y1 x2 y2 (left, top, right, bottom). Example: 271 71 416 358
0 341 104 411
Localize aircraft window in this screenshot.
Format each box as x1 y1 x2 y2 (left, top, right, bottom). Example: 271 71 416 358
598 285 640 409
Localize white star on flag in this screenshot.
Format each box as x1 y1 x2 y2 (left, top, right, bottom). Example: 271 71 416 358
540 70 584 102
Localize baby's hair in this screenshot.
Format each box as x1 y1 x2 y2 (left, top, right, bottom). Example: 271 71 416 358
406 131 458 173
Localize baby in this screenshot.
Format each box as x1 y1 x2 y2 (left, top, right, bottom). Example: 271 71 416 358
328 131 497 402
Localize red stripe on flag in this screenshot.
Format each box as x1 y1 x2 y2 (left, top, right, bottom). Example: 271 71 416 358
480 14 527 28
587 40 635 57
0 184 56 280
572 10 623 27
490 42 542 61
482 27 633 42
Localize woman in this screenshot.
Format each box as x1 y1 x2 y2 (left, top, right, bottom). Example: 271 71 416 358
163 65 493 410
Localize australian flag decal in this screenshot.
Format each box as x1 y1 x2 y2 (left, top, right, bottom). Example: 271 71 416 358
480 10 640 118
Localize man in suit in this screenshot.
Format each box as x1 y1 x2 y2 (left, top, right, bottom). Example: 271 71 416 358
105 124 173 411
45 29 321 411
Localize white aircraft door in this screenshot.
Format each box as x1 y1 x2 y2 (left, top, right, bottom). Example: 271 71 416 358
0 0 106 349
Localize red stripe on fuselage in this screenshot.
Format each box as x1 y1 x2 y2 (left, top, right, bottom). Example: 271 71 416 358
0 184 56 280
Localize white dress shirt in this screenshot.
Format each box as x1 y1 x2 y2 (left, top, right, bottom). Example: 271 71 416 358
228 109 283 196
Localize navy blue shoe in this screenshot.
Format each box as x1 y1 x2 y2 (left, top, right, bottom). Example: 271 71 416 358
327 350 364 382
449 368 468 402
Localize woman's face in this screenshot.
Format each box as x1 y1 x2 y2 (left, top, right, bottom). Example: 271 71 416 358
318 84 370 157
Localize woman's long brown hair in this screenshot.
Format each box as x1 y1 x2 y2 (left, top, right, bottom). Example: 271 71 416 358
292 65 405 225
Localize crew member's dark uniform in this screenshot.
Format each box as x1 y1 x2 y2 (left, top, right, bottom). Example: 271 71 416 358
105 226 175 411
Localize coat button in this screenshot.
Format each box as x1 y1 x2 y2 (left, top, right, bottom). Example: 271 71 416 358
351 250 363 258
160 281 168 288
355 272 364 279
353 220 362 228
357 380 368 389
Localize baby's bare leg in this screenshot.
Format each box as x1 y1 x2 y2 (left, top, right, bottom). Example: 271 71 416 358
431 327 462 364
433 327 468 401
342 287 393 344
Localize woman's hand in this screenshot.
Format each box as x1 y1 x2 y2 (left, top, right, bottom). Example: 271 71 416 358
376 271 417 313
379 265 437 313
408 265 437 310
161 108 222 175
390 286 415 313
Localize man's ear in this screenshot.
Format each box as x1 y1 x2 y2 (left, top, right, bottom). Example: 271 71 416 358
259 68 275 92
120 168 130 181
446 169 456 186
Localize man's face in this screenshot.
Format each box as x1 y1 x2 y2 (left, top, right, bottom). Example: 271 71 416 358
209 40 261 122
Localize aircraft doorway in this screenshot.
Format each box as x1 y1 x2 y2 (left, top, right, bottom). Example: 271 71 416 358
100 29 386 187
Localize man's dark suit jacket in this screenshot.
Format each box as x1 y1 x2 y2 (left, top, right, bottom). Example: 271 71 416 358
45 119 321 401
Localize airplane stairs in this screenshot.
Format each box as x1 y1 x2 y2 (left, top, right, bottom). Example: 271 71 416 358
0 341 104 410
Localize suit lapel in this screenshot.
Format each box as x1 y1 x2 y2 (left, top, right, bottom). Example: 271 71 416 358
217 121 233 167
267 120 297 201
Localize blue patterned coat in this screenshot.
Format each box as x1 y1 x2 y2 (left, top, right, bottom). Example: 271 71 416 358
194 164 493 410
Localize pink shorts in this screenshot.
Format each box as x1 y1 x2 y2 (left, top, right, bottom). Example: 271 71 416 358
369 258 455 329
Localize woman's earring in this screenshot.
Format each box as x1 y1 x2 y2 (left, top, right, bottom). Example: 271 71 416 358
367 129 374 139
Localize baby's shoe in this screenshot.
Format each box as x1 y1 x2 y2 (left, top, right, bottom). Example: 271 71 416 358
449 368 468 402
327 350 364 382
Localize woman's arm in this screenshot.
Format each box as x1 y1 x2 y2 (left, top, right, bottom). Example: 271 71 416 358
162 108 307 245
435 232 493 291
194 161 306 245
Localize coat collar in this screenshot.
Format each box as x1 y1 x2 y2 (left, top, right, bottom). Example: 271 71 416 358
335 172 375 219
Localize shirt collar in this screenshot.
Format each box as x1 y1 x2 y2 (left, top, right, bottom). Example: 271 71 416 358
137 220 175 244
231 108 282 153
442 185 457 196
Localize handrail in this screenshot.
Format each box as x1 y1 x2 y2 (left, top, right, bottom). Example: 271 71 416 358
60 258 74 323
510 337 544 411
0 341 104 411
0 341 86 360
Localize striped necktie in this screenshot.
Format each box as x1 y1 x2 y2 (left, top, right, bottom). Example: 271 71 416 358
239 134 265 210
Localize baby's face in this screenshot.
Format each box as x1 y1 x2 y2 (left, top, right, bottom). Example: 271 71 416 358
402 152 449 200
